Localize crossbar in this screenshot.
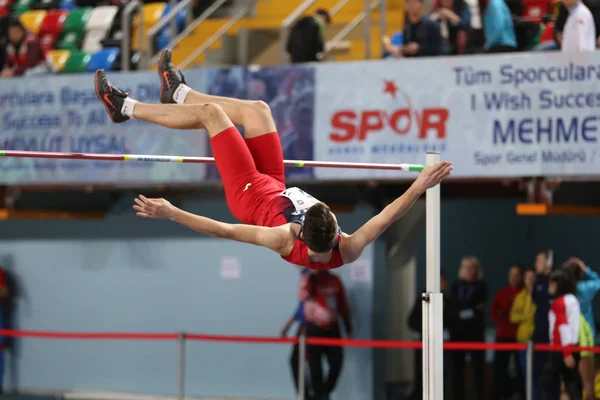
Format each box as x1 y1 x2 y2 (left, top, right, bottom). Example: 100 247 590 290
0 150 426 172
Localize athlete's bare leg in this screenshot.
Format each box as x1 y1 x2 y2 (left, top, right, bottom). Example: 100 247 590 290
95 70 233 138
133 103 233 137
158 49 276 139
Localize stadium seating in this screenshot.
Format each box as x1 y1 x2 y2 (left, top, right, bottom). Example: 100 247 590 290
61 50 90 73
20 9 46 34
32 0 61 11
59 0 75 10
0 0 13 17
12 0 33 14
81 5 117 52
38 9 68 53
57 6 90 50
46 48 70 71
86 5 116 31
132 2 166 51
86 47 119 71
159 2 186 33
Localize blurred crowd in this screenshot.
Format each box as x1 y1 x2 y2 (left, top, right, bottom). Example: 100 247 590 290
382 0 598 56
409 252 600 400
0 0 228 78
285 0 599 64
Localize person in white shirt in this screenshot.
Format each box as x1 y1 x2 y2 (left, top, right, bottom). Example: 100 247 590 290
562 0 596 52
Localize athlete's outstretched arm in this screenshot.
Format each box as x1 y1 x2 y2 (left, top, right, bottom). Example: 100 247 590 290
133 195 290 254
341 162 453 263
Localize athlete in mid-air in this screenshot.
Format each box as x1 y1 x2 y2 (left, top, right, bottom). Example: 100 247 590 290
95 49 453 269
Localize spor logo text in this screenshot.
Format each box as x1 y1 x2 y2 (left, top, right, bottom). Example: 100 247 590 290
328 80 449 143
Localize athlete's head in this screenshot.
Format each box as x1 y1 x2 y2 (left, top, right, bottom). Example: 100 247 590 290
303 203 338 253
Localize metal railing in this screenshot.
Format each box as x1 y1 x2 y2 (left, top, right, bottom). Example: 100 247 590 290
121 0 143 71
321 0 385 60
147 0 229 67
330 0 352 16
178 0 257 70
280 0 318 64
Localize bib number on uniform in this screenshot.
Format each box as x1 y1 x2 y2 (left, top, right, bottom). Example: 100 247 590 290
280 187 321 212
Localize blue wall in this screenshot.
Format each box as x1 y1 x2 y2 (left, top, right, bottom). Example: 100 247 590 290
0 199 377 399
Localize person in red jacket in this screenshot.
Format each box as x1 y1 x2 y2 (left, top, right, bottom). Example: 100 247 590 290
295 270 352 400
1 17 44 78
490 265 524 400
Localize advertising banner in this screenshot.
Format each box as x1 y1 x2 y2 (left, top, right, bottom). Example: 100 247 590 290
314 52 600 179
0 70 209 185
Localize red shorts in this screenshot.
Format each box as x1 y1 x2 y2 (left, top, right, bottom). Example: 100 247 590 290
210 127 290 227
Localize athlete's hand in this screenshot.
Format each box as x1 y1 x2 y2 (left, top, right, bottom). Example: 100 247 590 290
133 195 175 219
414 161 453 192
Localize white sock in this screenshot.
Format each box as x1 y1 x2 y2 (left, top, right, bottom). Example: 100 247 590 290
173 83 191 104
121 97 138 118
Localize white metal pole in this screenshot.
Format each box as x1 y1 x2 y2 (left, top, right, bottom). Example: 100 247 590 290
298 330 306 400
526 341 533 400
423 152 442 400
177 332 185 400
364 0 371 59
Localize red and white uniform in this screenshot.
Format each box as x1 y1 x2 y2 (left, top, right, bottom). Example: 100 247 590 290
298 271 351 330
210 127 344 270
549 293 580 359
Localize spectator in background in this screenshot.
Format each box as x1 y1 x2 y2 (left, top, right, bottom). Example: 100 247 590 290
510 269 537 390
286 270 352 400
563 257 600 400
535 4 568 51
563 258 600 341
533 250 558 400
561 0 597 51
579 314 596 400
1 17 44 78
536 0 600 51
490 265 524 400
464 0 485 51
286 9 331 64
430 0 471 54
483 0 518 52
382 0 443 57
407 271 453 400
540 269 582 400
449 256 488 400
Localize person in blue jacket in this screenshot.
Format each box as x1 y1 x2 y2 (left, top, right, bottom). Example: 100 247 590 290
483 0 518 53
563 257 600 400
564 257 600 339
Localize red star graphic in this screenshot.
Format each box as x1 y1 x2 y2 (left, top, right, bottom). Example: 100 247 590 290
383 80 399 99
